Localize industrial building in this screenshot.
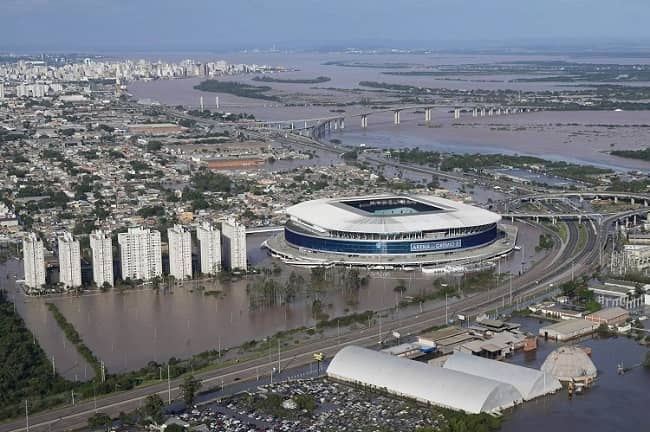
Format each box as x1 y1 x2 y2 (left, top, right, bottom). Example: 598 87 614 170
442 352 561 400
539 319 598 341
327 346 523 414
585 307 630 326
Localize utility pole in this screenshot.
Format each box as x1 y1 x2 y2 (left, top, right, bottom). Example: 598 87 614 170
445 294 448 324
25 400 29 432
277 339 281 374
167 364 171 404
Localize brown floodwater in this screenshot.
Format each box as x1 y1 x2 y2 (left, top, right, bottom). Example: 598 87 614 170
6 221 543 377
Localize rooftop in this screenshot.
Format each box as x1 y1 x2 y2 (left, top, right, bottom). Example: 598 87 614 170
286 194 501 235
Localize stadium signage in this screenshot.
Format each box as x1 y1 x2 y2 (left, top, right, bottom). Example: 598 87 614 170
410 239 461 252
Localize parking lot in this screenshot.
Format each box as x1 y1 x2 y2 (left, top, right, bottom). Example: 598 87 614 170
168 378 446 431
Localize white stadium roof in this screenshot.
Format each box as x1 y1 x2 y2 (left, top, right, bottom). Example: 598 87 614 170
443 351 562 401
326 346 522 414
286 194 501 234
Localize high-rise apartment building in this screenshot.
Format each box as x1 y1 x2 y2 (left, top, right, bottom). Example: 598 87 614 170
196 222 221 275
167 225 192 280
23 233 45 289
90 230 114 287
58 232 81 289
221 219 247 271
118 227 162 281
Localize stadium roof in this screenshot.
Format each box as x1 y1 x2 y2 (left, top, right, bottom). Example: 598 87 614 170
326 346 522 414
443 352 562 401
286 194 501 234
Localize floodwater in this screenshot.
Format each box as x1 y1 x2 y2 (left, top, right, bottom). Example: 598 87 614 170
128 52 650 172
502 317 650 432
6 222 542 377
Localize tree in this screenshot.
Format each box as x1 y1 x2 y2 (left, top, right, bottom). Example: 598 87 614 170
143 393 164 424
179 375 202 406
87 412 112 431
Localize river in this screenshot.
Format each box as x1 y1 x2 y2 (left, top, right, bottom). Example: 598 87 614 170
127 52 650 172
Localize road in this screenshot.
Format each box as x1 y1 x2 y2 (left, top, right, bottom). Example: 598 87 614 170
2 110 644 431
0 212 600 432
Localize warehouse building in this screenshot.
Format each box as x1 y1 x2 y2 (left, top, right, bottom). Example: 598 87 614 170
326 346 522 414
442 352 561 400
539 319 598 341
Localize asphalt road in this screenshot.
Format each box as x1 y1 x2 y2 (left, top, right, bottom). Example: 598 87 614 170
2 110 645 432
0 214 596 432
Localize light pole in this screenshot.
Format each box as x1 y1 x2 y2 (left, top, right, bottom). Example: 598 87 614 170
167 364 171 404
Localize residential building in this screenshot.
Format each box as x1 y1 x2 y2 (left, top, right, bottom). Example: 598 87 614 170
58 232 81 289
221 218 247 270
0 83 4 99
23 233 45 290
118 227 162 281
167 224 192 280
196 222 221 275
90 230 114 287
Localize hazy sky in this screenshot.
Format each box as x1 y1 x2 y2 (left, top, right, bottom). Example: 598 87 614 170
3 0 650 52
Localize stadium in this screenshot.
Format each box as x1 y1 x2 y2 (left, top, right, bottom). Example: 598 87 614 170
264 194 517 268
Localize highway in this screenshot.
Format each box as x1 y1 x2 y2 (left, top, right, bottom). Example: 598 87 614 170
0 211 607 432
3 109 645 432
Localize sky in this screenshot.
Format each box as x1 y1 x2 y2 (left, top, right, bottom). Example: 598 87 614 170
3 0 650 52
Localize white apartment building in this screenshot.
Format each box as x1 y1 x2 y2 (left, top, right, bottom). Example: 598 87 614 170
167 225 192 280
221 219 247 271
90 230 114 287
0 83 5 99
58 232 81 289
23 233 45 290
196 222 221 275
118 227 162 281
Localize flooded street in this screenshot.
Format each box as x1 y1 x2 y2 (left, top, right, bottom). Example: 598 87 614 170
4 222 541 377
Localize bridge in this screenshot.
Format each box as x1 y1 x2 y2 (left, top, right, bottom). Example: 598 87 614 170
515 192 650 206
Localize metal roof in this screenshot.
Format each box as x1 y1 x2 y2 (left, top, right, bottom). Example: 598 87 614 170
443 352 562 401
326 346 522 414
286 194 501 234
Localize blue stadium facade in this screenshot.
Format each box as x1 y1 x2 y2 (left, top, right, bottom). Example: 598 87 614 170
285 223 498 255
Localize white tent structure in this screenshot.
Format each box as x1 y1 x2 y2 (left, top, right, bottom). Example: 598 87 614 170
541 346 597 383
326 346 522 414
443 351 562 400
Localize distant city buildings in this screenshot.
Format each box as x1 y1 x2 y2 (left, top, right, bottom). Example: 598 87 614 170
0 83 4 99
0 58 283 99
22 233 45 290
57 232 81 289
167 224 192 280
222 219 247 271
90 230 114 287
118 227 162 281
197 222 221 275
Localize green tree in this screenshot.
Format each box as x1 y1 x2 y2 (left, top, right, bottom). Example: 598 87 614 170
87 412 112 431
143 393 164 424
179 375 202 406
